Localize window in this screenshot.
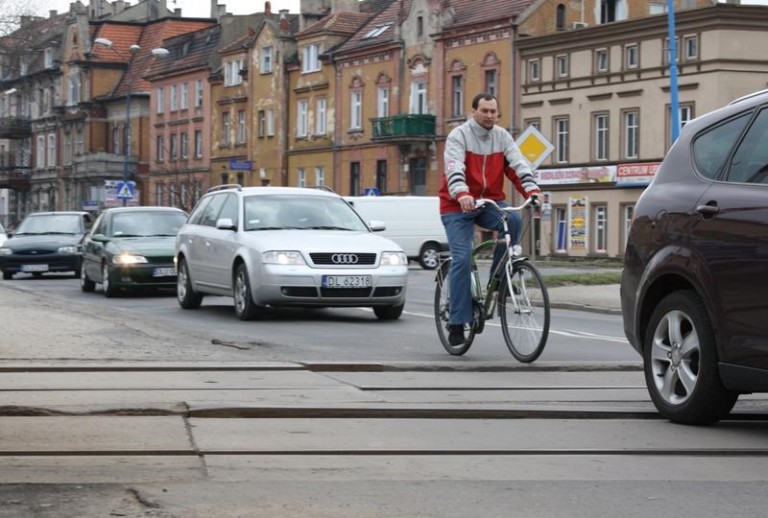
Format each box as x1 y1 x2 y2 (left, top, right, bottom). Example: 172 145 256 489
556 54 569 78
601 0 617 22
417 16 424 37
36 135 45 168
376 160 387 194
222 112 231 145
625 44 639 70
692 112 750 180
524 118 541 130
76 129 83 155
528 59 541 82
410 81 427 114
47 133 56 166
663 37 680 65
667 103 695 148
554 117 569 163
315 98 326 135
623 205 634 248
297 167 306 187
485 69 498 98
68 71 80 106
225 59 244 86
258 110 266 137
237 110 246 144
451 75 463 117
594 113 609 161
261 46 273 73
556 4 566 30
63 133 72 165
157 135 165 161
194 130 202 158
377 87 389 117
362 25 389 39
593 205 607 253
680 104 694 128
112 127 120 155
623 110 639 159
194 80 203 107
302 44 320 73
297 100 308 137
595 49 608 73
179 82 188 110
266 109 275 136
684 35 698 61
156 87 165 113
169 85 177 111
170 133 178 159
350 162 360 195
180 132 189 159
315 166 324 187
44 48 53 68
555 207 567 253
350 92 362 130
155 183 164 206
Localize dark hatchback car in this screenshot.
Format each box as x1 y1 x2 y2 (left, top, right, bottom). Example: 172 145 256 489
621 89 768 425
81 206 188 297
0 211 93 280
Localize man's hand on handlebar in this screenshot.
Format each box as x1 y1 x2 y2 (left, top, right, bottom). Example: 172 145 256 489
458 194 476 213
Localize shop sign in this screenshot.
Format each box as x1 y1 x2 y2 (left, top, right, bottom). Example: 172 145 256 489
616 162 660 187
568 196 588 252
535 165 616 185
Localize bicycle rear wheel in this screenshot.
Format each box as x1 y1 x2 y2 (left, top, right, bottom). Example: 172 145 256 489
498 261 550 362
434 259 475 355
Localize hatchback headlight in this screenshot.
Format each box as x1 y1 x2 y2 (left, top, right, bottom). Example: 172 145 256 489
381 251 408 266
58 246 79 254
113 253 148 265
263 251 306 265
0 248 10 256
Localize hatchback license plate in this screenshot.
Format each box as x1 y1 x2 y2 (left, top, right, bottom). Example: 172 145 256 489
322 275 372 288
152 267 176 278
21 264 48 272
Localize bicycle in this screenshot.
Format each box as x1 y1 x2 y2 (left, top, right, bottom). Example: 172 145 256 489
434 197 551 362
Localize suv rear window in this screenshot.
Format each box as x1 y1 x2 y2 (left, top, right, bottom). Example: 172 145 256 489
693 111 751 180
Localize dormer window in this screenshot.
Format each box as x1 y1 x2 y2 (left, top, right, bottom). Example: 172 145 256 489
363 25 390 39
44 48 54 68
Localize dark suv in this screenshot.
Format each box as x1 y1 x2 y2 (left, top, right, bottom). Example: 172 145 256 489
621 89 768 425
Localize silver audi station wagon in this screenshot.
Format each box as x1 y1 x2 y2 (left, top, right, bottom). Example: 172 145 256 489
175 185 409 320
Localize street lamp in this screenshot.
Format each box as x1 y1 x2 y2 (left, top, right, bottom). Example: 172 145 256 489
93 38 169 206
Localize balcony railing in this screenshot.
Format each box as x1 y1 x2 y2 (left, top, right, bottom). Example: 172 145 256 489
370 114 436 142
0 171 30 190
0 117 32 138
0 151 31 170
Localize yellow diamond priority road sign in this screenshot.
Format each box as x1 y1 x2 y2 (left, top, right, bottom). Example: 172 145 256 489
516 125 554 170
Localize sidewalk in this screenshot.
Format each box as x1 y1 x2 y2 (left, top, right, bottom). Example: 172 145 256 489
547 283 622 314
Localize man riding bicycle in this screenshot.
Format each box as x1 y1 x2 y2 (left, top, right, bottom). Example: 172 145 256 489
439 92 541 347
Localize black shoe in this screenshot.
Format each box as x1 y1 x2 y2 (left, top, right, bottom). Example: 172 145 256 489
448 324 466 346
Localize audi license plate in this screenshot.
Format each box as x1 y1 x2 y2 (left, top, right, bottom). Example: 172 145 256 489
21 264 48 272
322 275 372 288
152 267 176 278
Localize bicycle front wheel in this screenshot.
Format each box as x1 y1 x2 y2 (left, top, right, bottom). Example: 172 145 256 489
498 261 550 362
434 259 474 356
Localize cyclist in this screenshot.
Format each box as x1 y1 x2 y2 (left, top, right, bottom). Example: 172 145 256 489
439 92 541 347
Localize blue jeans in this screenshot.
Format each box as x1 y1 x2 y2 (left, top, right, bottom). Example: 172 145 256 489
441 203 521 326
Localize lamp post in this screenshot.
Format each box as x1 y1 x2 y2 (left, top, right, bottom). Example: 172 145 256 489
93 38 169 206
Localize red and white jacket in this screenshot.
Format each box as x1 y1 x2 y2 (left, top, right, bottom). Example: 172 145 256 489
439 118 540 214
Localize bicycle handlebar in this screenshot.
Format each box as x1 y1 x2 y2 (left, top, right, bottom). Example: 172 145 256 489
474 196 538 212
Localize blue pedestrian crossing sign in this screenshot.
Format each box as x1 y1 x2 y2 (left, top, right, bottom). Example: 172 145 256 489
115 181 136 200
364 187 379 196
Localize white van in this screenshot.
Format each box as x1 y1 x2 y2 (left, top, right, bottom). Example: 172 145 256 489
345 195 448 270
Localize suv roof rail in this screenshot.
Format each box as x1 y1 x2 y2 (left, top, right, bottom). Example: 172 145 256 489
207 184 242 193
728 88 768 105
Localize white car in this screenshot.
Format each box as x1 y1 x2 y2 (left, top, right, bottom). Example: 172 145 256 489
175 186 409 320
0 222 6 247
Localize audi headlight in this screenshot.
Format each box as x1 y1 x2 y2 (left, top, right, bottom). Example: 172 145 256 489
112 253 148 265
263 251 306 265
57 246 79 254
381 251 408 266
0 248 11 256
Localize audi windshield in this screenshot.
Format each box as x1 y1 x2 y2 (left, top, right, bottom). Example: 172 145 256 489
243 195 368 232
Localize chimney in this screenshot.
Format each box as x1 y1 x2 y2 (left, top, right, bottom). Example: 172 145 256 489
211 0 218 19
174 8 181 16
265 1 271 15
49 10 57 18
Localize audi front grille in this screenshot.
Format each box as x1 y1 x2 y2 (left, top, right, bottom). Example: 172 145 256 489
309 252 377 265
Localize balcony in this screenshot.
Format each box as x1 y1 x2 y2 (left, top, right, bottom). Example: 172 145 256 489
0 117 32 138
370 114 436 142
0 171 30 190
